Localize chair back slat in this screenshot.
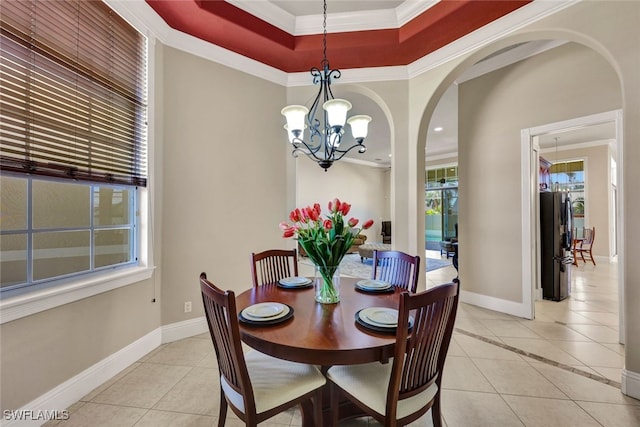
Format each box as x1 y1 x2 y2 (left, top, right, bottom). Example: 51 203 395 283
251 249 298 287
372 250 420 293
200 273 256 409
582 227 595 246
387 282 459 416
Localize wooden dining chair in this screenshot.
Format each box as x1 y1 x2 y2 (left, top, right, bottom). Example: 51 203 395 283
250 249 298 287
199 273 325 426
575 227 596 265
372 250 421 293
327 281 460 427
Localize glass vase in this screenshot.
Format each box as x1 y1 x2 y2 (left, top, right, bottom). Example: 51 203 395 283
314 265 340 304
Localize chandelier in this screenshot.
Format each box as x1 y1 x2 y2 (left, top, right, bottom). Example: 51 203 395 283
281 0 372 171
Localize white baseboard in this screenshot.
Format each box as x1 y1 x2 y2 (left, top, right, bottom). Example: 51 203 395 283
2 328 161 427
1 319 208 427
622 368 640 400
460 289 531 319
161 316 208 343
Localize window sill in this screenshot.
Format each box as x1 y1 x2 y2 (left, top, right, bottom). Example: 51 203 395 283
0 266 155 324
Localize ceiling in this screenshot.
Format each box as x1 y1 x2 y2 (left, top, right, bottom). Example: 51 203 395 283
146 1 614 168
270 1 405 17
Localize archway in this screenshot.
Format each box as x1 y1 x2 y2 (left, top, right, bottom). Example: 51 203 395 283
416 34 623 322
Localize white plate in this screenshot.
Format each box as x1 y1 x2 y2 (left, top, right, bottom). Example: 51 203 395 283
242 302 285 319
356 279 391 290
242 304 290 322
359 307 398 327
278 276 312 286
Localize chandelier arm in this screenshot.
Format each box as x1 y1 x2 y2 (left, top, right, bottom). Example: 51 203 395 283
331 143 367 161
292 143 335 165
292 137 322 155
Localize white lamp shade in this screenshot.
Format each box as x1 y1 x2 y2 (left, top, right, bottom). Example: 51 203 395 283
347 115 372 139
281 105 309 133
284 124 306 143
323 99 352 128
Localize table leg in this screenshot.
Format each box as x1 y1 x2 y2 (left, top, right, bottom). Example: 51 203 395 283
298 371 369 427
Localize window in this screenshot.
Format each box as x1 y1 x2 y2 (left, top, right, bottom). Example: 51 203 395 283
0 1 147 298
425 166 458 245
1 174 137 292
550 160 585 229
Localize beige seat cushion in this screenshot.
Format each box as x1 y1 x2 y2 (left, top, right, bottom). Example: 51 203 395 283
327 360 437 419
221 350 326 415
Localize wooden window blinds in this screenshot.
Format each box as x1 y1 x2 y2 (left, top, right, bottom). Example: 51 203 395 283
0 0 147 186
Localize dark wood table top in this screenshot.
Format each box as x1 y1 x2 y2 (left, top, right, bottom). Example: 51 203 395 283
235 277 403 366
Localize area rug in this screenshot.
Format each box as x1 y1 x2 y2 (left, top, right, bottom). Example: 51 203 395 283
300 253 452 279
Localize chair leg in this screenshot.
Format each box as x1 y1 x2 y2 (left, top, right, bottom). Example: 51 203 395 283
218 392 228 427
330 382 339 427
589 249 596 265
431 396 443 427
313 388 323 427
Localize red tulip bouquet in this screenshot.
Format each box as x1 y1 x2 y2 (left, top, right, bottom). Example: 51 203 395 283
281 198 373 303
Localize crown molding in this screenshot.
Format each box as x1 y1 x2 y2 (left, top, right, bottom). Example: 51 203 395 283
107 0 579 88
228 0 439 36
105 0 289 86
226 0 297 34
539 139 615 154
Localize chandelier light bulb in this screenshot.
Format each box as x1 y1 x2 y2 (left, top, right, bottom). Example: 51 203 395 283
323 99 352 128
284 124 306 144
347 115 372 141
281 105 309 135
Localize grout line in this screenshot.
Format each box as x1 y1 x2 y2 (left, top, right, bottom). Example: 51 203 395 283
454 327 622 389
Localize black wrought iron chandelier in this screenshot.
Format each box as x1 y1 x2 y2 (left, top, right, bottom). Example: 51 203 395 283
281 0 371 171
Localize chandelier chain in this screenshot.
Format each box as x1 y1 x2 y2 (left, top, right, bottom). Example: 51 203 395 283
322 0 328 69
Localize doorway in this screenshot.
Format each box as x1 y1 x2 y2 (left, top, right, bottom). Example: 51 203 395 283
425 166 459 250
521 109 624 343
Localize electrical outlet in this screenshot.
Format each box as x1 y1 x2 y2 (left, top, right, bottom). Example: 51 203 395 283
184 301 192 313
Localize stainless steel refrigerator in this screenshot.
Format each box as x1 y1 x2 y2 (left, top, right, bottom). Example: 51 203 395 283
540 191 574 301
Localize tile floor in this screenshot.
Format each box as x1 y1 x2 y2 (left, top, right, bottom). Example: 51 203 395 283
44 257 640 426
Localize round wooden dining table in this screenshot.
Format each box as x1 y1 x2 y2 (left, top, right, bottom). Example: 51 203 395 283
235 277 404 425
235 277 403 366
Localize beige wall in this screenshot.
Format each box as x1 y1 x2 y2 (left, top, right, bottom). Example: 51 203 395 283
457 42 620 303
159 46 289 324
0 280 159 410
296 160 388 244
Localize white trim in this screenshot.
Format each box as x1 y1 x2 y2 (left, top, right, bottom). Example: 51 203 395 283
526 111 619 137
106 0 578 87
0 267 154 324
539 139 615 154
0 329 161 427
226 0 296 35
621 369 640 400
460 289 531 319
161 316 208 344
614 109 625 345
229 0 439 35
520 128 534 319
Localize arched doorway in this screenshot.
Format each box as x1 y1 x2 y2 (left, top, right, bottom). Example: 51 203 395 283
418 37 623 323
